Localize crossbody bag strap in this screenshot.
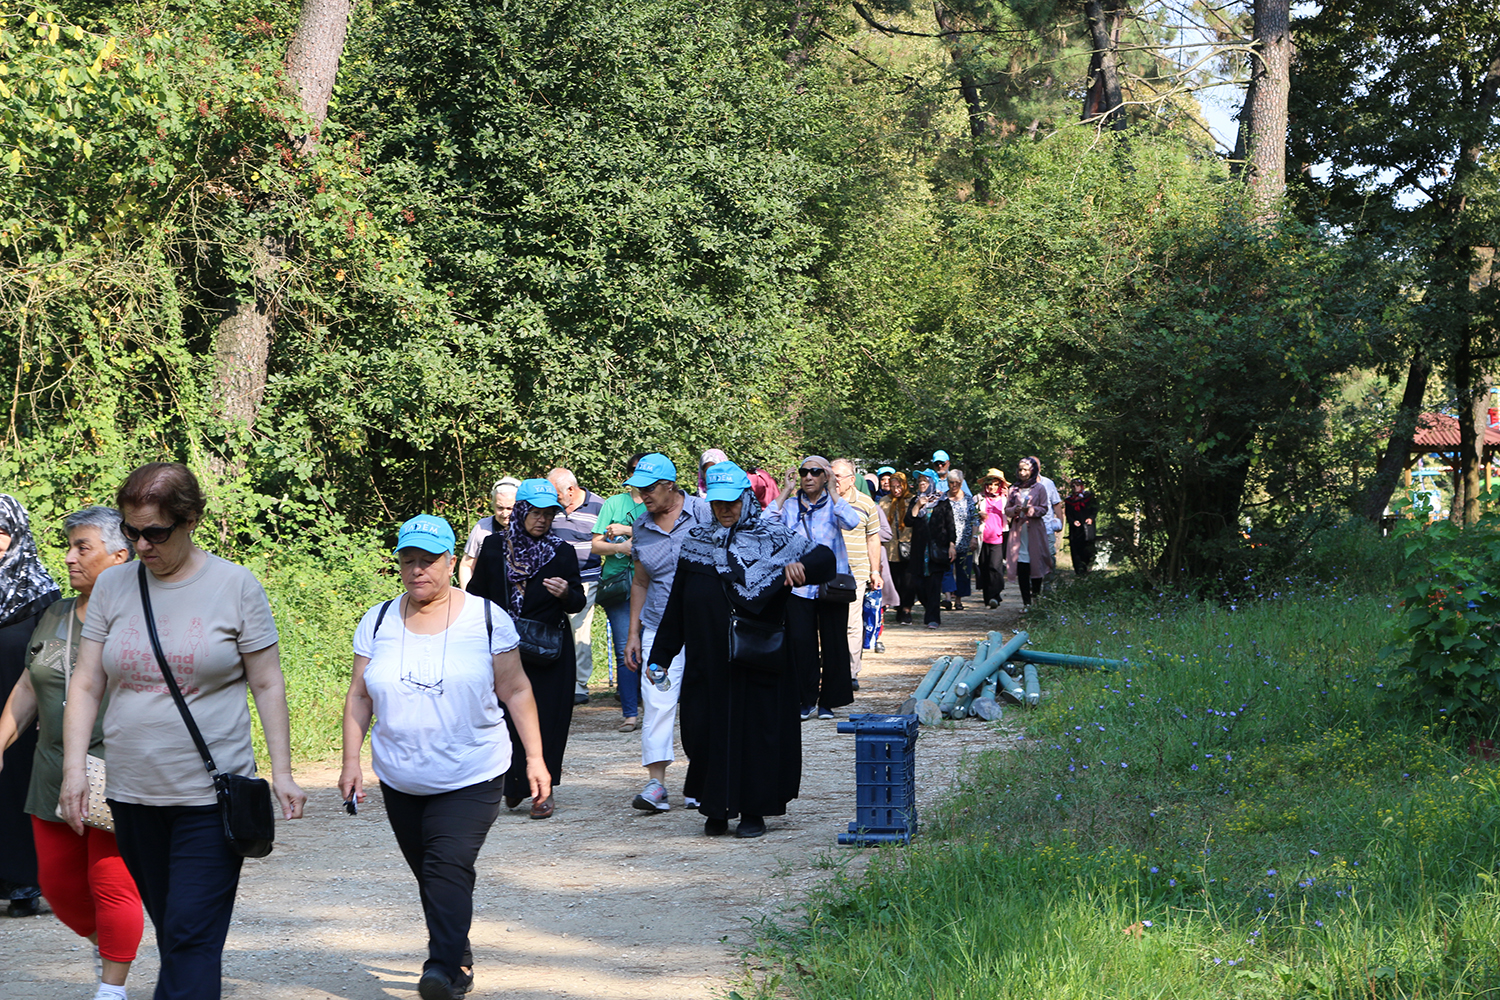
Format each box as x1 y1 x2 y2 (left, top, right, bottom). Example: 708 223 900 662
61 604 76 703
137 563 218 776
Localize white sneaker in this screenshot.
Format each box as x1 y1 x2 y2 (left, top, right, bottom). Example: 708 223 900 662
684 796 700 809
632 779 670 812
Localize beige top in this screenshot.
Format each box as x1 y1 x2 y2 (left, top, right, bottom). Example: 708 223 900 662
82 555 279 806
841 491 881 583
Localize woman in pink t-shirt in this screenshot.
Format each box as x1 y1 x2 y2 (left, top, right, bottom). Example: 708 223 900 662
976 469 1009 608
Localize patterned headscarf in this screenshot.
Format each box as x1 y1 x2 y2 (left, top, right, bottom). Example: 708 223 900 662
680 487 814 614
0 495 60 625
501 499 565 615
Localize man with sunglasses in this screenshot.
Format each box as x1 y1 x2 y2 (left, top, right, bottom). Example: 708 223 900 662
623 454 712 813
765 456 860 720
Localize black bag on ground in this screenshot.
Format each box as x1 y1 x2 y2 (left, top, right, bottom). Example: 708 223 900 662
138 564 275 859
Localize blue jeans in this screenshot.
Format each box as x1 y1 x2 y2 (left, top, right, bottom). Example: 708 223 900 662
603 598 639 719
110 801 243 1000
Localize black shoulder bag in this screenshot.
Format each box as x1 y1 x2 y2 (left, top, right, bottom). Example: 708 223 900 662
137 564 276 859
720 529 785 672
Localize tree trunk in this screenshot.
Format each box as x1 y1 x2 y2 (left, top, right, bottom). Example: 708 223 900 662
284 0 352 154
934 2 992 198
1237 0 1291 218
1081 0 1127 131
1441 51 1500 524
1358 350 1429 521
210 0 351 433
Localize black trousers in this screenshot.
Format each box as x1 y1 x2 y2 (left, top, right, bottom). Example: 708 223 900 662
785 595 853 711
382 775 504 980
111 801 243 1000
890 561 916 614
1017 561 1048 605
1070 533 1097 574
918 566 947 625
977 540 1007 602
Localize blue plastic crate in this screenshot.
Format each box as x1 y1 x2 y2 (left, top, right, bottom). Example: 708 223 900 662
855 759 914 786
838 828 914 846
838 713 919 847
837 713 920 738
854 736 914 764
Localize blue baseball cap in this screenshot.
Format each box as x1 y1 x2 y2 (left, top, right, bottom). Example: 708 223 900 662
625 453 677 488
932 450 950 463
703 461 752 502
876 465 895 476
395 514 456 554
515 478 562 510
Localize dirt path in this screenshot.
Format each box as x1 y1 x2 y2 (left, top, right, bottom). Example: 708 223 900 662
7 602 1025 999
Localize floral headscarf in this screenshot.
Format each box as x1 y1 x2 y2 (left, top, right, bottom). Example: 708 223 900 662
501 499 565 615
0 494 59 625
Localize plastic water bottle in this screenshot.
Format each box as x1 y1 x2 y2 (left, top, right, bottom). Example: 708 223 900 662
645 662 671 692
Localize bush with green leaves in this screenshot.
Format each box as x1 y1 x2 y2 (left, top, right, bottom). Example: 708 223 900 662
1387 499 1500 722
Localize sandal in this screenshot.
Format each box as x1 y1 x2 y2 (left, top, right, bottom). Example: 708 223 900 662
618 717 639 732
529 796 555 820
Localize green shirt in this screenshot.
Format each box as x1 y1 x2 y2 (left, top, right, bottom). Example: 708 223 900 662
25 598 108 820
595 491 646 581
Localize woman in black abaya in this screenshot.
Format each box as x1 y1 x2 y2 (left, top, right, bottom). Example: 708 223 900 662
649 462 834 839
467 480 584 819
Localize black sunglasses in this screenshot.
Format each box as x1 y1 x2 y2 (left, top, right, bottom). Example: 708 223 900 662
121 520 183 545
797 467 826 478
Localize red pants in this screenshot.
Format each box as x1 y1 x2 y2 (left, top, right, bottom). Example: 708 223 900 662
31 816 144 963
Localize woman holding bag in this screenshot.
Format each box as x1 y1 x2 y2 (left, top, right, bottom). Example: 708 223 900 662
466 479 584 818
649 462 835 838
58 463 306 1000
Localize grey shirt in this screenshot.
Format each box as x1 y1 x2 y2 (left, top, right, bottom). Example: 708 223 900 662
632 492 712 632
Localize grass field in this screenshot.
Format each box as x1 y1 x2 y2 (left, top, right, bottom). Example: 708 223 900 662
747 558 1500 999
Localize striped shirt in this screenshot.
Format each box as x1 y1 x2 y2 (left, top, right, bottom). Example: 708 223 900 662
550 490 604 582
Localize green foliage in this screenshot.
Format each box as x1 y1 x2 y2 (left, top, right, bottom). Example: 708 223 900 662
335 0 848 491
0 2 446 542
1387 496 1500 721
755 580 1500 1000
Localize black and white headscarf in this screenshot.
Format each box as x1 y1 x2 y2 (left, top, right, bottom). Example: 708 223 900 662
680 488 814 614
0 494 60 625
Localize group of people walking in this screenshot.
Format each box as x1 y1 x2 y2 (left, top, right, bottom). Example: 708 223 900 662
0 448 1100 1000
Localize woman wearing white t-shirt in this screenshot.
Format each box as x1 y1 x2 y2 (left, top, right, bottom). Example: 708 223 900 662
340 514 547 1000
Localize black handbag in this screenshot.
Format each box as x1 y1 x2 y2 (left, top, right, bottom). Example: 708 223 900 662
819 572 858 604
719 571 784 671
138 564 276 859
514 616 565 668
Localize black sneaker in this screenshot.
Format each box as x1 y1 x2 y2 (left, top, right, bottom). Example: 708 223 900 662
704 817 729 836
419 969 461 1000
